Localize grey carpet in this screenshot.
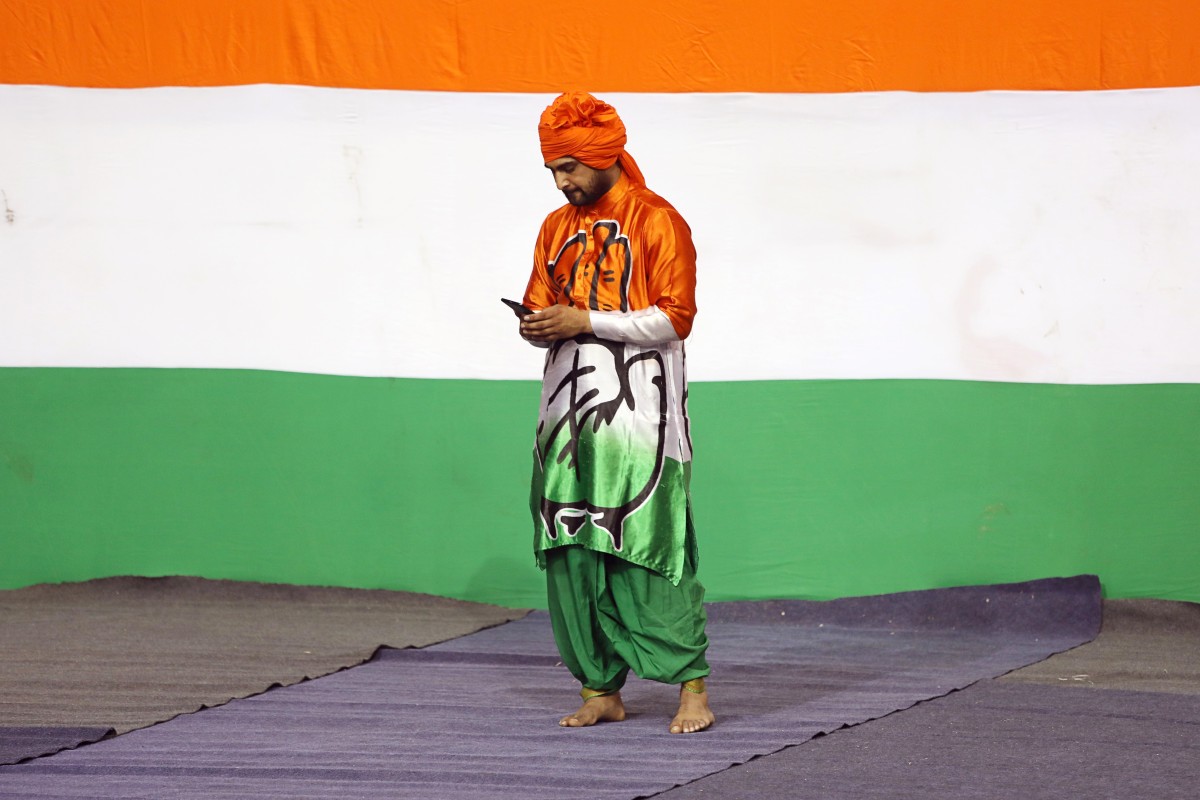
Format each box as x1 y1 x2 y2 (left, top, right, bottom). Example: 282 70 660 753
0 576 1100 799
657 596 1200 799
654 682 1200 800
0 576 527 764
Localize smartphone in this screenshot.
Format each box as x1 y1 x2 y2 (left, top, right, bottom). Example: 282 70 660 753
501 298 534 317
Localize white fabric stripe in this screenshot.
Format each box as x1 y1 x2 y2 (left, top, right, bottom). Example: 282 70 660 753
1 85 1198 383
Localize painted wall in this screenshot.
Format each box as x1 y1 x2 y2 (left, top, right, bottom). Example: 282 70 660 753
3 370 1197 607
2 1 1199 606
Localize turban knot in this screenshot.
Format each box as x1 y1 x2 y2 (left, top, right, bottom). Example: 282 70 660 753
538 92 646 187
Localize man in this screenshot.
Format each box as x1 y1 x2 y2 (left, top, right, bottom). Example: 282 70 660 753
517 91 714 735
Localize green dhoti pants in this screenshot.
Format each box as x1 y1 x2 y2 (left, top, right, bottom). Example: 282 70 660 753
545 543 710 694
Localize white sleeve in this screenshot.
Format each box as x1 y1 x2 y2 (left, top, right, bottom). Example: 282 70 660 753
589 306 681 346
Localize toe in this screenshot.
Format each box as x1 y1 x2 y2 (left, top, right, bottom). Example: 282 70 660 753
673 717 709 734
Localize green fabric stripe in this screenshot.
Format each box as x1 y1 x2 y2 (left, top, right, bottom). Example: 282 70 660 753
2 368 1198 607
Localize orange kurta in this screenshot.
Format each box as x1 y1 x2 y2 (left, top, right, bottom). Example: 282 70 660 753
524 172 699 583
523 173 697 338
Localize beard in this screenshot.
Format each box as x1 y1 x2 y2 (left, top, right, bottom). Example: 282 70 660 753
559 167 616 206
563 187 592 206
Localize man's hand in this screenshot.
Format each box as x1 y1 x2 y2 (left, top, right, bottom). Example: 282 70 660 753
520 305 593 343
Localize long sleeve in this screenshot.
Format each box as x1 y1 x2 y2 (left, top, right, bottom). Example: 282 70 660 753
523 217 558 313
520 219 555 348
585 206 698 345
642 207 697 340
589 306 679 345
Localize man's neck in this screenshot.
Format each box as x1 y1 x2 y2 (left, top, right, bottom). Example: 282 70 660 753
595 164 623 199
580 166 624 209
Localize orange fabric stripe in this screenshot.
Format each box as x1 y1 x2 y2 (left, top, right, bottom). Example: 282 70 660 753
2 0 1198 92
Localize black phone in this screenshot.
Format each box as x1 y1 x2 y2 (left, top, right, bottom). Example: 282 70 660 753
501 298 534 317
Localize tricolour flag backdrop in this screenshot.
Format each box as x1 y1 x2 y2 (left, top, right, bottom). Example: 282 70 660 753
3 0 1198 606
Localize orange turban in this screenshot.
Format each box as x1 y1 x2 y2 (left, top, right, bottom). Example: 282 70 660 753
538 92 647 187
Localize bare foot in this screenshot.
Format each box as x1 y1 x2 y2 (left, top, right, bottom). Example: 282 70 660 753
669 685 715 734
559 692 626 728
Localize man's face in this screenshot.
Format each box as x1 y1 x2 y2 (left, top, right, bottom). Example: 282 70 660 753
545 156 609 206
